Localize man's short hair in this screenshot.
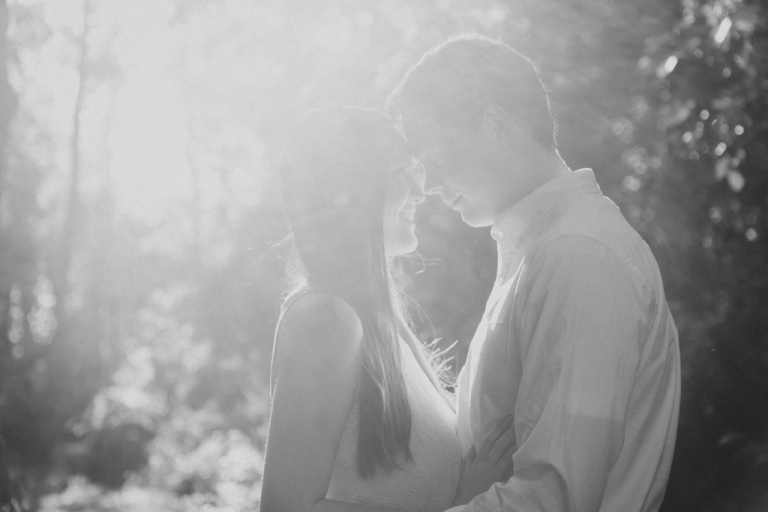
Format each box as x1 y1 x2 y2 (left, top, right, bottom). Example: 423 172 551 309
386 34 557 150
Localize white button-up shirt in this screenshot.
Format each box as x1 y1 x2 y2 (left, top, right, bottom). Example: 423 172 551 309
448 169 680 512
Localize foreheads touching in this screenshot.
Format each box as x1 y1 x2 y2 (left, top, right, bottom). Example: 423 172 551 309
385 34 560 226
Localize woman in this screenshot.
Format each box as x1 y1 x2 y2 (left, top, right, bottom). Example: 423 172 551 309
261 106 515 511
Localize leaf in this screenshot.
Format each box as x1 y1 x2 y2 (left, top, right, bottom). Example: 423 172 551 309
715 157 731 181
727 170 745 192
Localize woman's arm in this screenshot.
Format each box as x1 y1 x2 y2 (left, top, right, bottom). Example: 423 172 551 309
261 293 514 512
262 293 411 512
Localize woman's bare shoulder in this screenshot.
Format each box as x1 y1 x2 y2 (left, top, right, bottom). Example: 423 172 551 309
278 292 363 358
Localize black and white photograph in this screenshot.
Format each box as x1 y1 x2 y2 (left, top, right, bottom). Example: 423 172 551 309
0 1 765 511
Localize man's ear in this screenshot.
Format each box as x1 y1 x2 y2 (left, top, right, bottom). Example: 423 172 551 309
479 104 513 144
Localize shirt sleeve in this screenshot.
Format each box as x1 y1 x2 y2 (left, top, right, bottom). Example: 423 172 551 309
452 235 648 512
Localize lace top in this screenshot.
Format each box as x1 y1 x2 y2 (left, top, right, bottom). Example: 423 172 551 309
325 337 462 508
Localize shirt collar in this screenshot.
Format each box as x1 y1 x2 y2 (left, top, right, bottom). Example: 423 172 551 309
491 168 602 277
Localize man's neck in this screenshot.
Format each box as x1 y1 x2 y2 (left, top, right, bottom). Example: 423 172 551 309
492 149 571 221
535 148 572 183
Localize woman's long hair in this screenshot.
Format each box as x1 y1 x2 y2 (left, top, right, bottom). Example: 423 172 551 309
280 106 412 478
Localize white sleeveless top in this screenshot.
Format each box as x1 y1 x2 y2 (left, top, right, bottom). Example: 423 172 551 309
325 337 462 508
272 293 462 508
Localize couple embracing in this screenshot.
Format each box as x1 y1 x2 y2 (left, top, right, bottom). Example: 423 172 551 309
261 35 681 512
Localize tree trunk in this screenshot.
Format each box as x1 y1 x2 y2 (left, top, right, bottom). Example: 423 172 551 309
0 1 24 509
54 0 90 315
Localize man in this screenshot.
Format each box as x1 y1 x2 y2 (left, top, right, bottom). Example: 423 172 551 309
386 35 680 512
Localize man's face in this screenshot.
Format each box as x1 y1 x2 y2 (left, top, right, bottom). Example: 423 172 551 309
401 113 520 228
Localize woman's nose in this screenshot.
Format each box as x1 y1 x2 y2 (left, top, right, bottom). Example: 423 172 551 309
408 173 426 203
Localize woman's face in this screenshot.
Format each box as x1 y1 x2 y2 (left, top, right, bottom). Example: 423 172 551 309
383 145 425 256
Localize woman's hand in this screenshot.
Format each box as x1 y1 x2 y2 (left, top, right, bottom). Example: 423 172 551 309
452 415 516 506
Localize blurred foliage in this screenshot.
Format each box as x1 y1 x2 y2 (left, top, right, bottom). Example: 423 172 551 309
0 0 765 510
